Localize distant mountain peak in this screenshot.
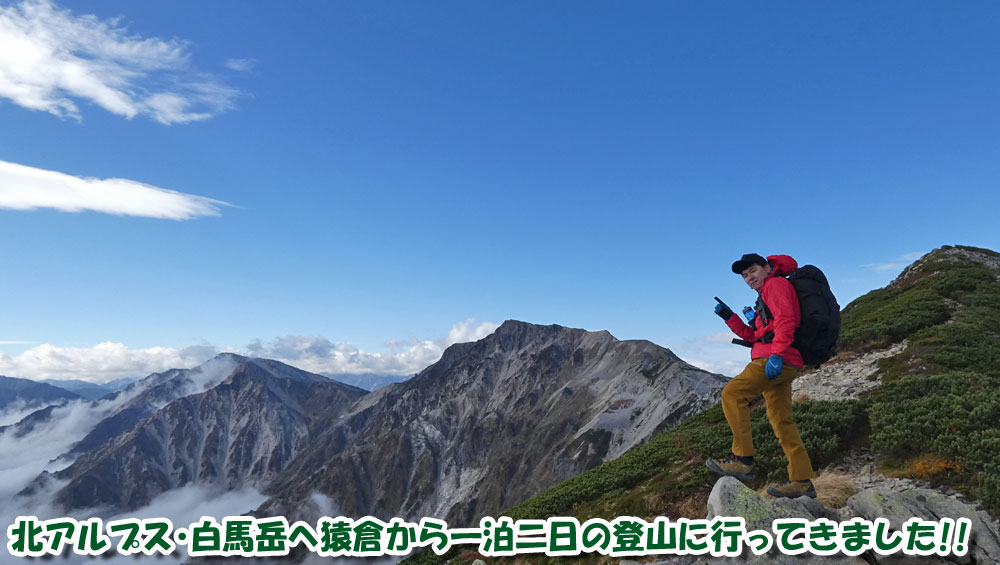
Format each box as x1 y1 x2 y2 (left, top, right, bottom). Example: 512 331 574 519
487 319 615 348
892 244 1000 288
495 319 563 332
494 319 612 336
242 357 332 384
210 352 248 363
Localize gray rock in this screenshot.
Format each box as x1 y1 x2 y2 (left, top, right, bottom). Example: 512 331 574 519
703 477 1000 564
707 477 817 532
838 487 1000 565
772 492 835 521
858 555 952 565
792 340 908 402
705 477 865 564
645 557 700 565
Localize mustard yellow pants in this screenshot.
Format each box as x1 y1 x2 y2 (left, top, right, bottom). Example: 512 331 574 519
721 358 815 481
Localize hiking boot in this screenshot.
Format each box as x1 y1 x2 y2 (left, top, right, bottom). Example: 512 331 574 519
767 480 817 499
706 453 756 481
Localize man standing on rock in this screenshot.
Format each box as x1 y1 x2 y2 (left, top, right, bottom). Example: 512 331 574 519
706 253 817 499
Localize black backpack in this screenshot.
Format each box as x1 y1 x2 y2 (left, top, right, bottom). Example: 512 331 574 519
757 265 841 367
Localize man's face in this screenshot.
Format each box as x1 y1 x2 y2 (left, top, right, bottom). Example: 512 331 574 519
741 263 771 292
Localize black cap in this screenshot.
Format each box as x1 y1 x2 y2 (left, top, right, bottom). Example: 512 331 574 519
732 253 768 274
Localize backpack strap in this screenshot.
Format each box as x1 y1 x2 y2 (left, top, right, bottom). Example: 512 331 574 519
755 295 772 326
754 295 775 343
754 279 787 343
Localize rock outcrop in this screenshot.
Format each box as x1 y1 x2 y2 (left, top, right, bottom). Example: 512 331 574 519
636 477 1000 565
792 341 908 402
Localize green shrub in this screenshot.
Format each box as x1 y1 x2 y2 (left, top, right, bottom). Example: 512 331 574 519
750 399 869 481
506 398 867 521
869 372 1000 511
840 259 1000 353
840 287 952 349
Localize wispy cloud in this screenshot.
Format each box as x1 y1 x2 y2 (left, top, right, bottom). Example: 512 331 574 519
0 387 150 501
679 355 744 377
1 320 501 383
225 58 255 72
0 0 238 123
861 251 925 272
0 159 231 219
0 399 48 427
672 331 752 377
700 331 740 345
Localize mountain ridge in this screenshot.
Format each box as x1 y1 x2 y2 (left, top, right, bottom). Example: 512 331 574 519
0 374 82 412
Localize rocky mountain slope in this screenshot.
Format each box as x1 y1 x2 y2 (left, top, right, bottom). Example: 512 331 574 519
261 320 728 525
0 354 242 450
42 357 367 511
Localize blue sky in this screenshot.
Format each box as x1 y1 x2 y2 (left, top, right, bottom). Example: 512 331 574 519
0 0 998 381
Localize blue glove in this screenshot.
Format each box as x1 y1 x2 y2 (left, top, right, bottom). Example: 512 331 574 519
765 354 783 379
714 302 734 320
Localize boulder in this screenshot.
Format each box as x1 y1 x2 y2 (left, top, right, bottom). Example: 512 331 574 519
836 487 1000 565
636 478 1000 565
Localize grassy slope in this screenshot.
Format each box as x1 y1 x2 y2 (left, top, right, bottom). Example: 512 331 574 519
403 245 1000 565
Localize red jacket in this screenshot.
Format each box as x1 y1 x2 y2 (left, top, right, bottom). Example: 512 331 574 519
725 254 804 368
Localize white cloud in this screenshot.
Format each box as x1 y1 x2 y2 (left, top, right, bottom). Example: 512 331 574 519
72 486 270 565
248 319 501 376
113 483 268 528
0 159 231 219
0 478 269 565
0 0 238 123
0 398 48 426
164 353 242 408
444 318 500 345
0 342 232 382
225 57 255 72
0 319 501 383
861 251 925 273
